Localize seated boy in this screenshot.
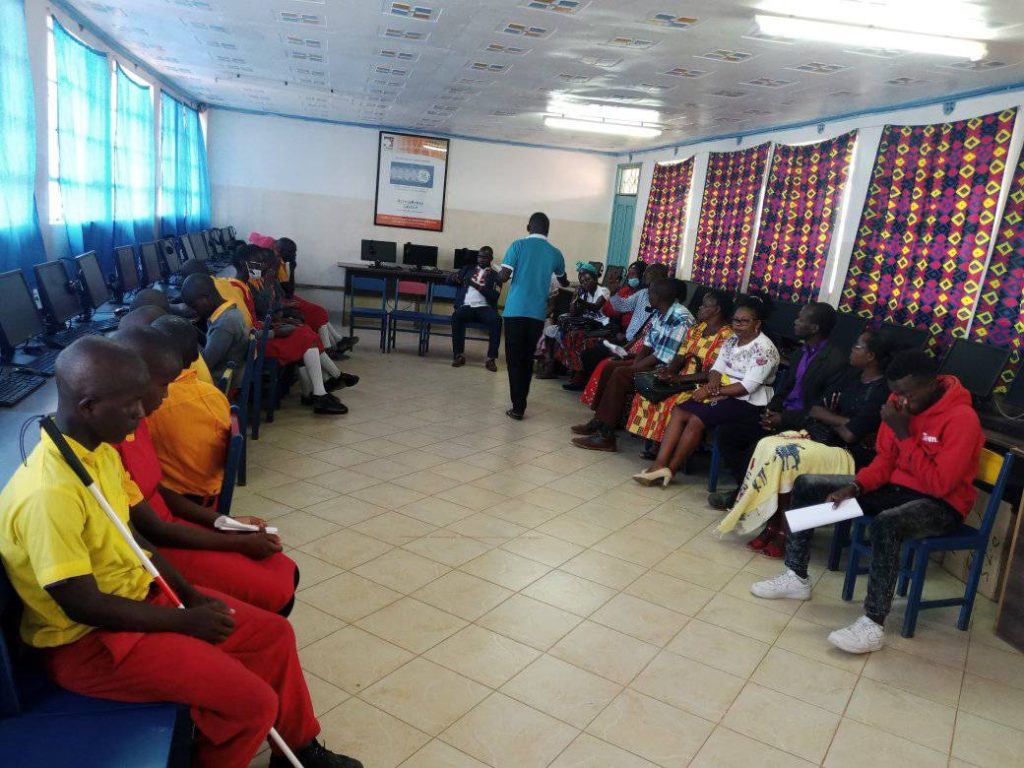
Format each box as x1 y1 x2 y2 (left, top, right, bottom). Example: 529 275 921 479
180 273 249 381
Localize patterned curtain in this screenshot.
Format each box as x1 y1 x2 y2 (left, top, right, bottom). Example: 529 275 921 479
636 159 693 269
839 109 1016 349
747 132 856 302
970 140 1024 389
691 144 771 290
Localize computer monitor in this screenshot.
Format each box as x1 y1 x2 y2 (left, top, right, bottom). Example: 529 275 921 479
188 231 210 261
179 234 196 262
360 239 397 265
453 248 478 270
877 321 931 352
403 243 438 269
114 246 140 293
34 260 81 325
0 270 44 348
220 227 234 249
831 311 865 354
75 251 110 310
160 238 183 274
1004 369 1024 408
763 301 803 343
139 241 163 285
939 339 1012 399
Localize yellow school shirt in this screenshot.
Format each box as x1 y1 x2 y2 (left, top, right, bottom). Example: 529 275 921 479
146 368 231 497
0 430 151 648
190 354 214 386
213 276 255 330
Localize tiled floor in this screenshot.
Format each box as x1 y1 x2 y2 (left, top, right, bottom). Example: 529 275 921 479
246 344 1024 768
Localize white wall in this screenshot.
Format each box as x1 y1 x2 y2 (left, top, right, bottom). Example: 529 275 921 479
625 87 1024 311
207 110 618 287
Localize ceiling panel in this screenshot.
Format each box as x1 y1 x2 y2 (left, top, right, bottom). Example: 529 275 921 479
69 0 1024 151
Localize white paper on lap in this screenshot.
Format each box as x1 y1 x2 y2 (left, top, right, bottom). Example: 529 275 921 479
785 498 863 533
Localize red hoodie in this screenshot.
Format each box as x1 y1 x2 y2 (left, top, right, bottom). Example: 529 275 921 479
855 375 983 517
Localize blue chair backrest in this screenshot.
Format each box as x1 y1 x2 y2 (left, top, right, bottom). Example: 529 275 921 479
352 277 387 295
218 406 244 516
0 566 23 716
975 451 1014 540
430 284 457 301
233 334 259 433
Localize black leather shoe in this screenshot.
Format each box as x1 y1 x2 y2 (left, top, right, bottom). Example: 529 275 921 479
312 394 348 414
506 408 524 421
324 376 345 392
269 739 363 768
340 372 359 387
708 489 738 510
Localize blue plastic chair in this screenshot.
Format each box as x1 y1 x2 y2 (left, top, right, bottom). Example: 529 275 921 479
841 449 1014 637
421 283 493 355
250 313 280 437
349 276 390 352
228 335 257 486
388 280 432 354
216 406 244 516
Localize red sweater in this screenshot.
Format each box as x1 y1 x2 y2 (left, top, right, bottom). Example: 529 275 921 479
855 375 983 517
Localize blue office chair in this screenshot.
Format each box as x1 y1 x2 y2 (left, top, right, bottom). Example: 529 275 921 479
216 406 244 516
348 276 390 353
841 449 1014 637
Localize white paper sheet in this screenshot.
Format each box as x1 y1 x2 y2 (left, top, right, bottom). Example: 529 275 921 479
214 516 278 535
785 498 863 533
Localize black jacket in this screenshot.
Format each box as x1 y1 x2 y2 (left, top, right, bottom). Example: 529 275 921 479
449 264 501 309
771 341 848 430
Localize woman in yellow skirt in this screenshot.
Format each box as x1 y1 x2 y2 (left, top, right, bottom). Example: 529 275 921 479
625 290 734 455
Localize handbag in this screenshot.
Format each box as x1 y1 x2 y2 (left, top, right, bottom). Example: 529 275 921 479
633 371 696 404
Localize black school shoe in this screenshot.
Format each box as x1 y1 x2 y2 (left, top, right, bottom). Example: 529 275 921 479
269 739 363 768
312 394 348 415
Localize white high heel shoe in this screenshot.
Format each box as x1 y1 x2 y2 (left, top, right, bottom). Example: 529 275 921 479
632 467 673 488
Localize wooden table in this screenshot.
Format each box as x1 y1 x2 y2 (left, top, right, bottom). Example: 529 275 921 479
988 426 1024 650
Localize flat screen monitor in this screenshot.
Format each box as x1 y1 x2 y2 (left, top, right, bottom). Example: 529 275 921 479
0 270 43 347
139 241 163 285
160 238 183 274
453 248 478 270
188 232 210 261
831 311 865 354
115 246 139 292
75 251 110 309
219 227 234 249
34 260 80 325
1004 369 1024 408
360 239 397 264
939 339 1012 399
877 321 931 352
763 301 803 342
180 234 196 262
404 243 438 268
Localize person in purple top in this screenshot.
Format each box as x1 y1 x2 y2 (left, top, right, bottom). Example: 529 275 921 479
710 302 847 510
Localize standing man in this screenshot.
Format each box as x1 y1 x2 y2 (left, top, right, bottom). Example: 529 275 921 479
496 212 569 420
449 246 502 372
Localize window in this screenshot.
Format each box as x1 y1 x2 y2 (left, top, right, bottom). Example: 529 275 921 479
112 64 155 244
45 15 62 224
616 163 641 196
160 93 210 235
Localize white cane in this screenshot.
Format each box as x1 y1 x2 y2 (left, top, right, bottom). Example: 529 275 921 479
40 417 305 768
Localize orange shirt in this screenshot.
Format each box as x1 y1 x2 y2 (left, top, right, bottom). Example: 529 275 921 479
213 276 255 329
190 354 214 386
145 368 231 497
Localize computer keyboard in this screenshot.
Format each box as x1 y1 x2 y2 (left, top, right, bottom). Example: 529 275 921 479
0 368 46 407
981 409 1024 435
43 324 104 349
20 347 61 376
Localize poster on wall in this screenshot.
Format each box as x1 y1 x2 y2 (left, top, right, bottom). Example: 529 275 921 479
374 131 450 231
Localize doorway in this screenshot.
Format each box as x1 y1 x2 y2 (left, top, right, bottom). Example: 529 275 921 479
606 163 640 269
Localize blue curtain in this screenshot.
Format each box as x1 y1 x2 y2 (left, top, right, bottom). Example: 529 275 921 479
0 0 46 277
160 94 210 235
113 65 154 246
53 19 114 273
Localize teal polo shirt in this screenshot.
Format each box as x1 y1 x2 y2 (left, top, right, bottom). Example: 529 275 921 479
501 234 566 321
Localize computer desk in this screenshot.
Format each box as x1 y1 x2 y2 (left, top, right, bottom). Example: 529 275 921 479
986 426 1024 651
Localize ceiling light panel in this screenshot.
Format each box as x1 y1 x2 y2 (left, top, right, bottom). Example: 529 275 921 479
380 26 429 41
579 55 621 68
663 66 709 78
789 61 849 74
519 0 588 13
484 42 531 55
697 48 754 63
604 36 658 49
384 2 440 22
645 13 699 29
500 21 553 38
468 61 511 74
277 11 325 25
744 76 795 87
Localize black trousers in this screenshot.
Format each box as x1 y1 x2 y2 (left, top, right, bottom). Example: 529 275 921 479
718 419 771 486
452 305 502 359
580 343 612 383
504 317 545 415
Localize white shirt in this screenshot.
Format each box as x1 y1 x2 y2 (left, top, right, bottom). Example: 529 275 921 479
580 285 611 325
711 332 780 406
465 267 490 308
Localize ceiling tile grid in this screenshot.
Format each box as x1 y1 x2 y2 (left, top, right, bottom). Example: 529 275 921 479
68 0 1024 151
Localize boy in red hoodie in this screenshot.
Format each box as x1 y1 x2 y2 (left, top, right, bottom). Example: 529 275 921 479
750 350 983 653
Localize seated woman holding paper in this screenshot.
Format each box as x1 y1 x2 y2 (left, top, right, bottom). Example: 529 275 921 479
633 297 779 487
750 350 984 654
624 289 734 458
717 330 891 556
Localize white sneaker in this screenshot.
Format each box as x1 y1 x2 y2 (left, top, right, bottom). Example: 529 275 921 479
750 570 811 600
828 616 885 654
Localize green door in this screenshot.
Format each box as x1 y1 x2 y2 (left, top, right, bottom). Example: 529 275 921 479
606 164 641 268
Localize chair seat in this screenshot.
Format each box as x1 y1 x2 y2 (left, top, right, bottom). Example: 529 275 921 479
908 523 983 552
351 308 387 317
391 310 430 321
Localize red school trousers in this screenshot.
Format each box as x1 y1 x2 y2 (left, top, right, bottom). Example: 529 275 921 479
45 587 319 768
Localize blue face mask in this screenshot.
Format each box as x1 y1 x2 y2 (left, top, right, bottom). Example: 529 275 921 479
627 277 640 288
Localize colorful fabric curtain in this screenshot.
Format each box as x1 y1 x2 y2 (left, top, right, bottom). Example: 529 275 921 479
54 19 114 272
0 0 46 277
747 132 857 303
160 94 210 236
636 159 693 269
839 110 1016 349
113 65 155 247
970 140 1024 389
691 143 771 290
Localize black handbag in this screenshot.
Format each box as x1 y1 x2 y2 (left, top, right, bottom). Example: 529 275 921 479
633 372 696 404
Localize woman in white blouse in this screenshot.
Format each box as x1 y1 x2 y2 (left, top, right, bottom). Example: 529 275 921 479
634 298 780 487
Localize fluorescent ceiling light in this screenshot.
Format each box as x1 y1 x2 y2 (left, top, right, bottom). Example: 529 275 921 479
545 116 662 138
547 100 660 124
755 14 987 60
758 0 994 39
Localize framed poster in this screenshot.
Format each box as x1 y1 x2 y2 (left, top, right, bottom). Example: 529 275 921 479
374 131 450 231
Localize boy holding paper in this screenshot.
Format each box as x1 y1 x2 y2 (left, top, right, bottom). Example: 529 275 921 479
751 351 983 654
